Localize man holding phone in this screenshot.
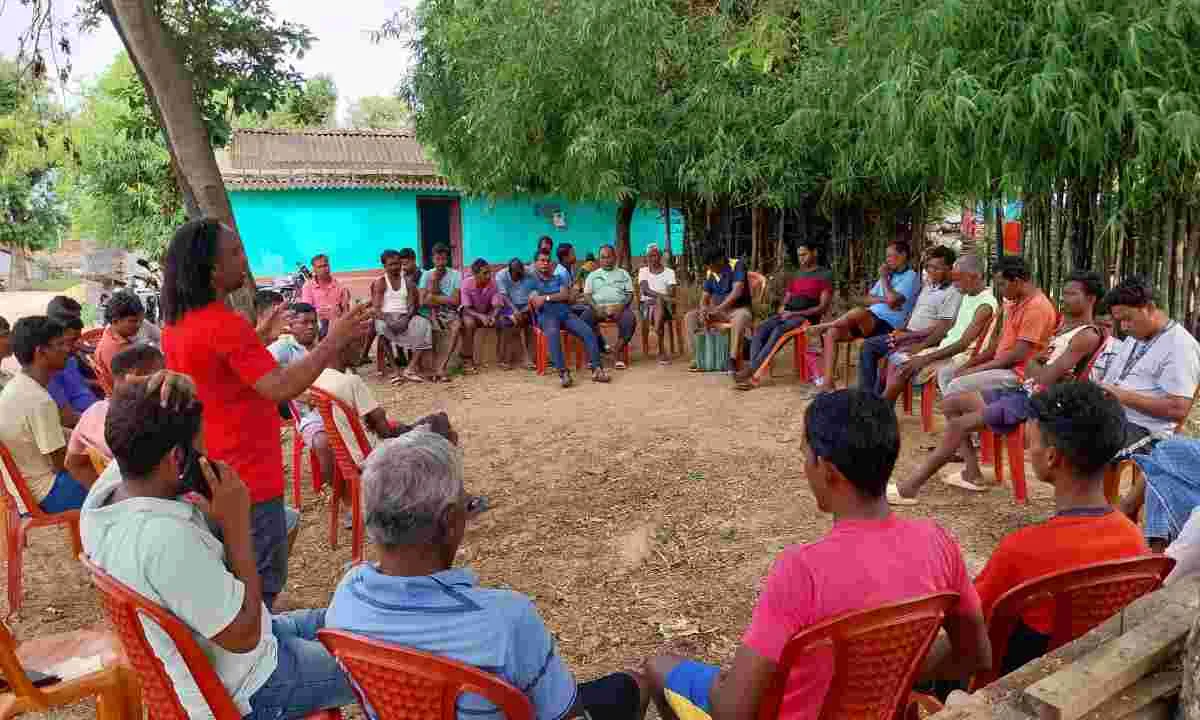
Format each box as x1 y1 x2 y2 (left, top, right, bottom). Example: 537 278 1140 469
80 375 356 720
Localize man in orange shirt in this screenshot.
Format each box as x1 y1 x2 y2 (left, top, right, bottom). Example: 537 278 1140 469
95 291 146 379
969 382 1147 675
891 256 1057 503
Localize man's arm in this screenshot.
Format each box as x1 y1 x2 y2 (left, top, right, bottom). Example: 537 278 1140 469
708 646 778 720
1103 385 1194 425
370 278 385 312
797 289 833 319
202 459 265 654
253 305 371 403
919 610 992 683
907 318 956 354
713 281 747 315
905 305 995 368
58 404 80 428
64 450 99 489
1027 328 1102 387
958 339 1035 377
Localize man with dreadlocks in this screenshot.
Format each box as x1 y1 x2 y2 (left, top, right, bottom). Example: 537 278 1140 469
161 219 372 610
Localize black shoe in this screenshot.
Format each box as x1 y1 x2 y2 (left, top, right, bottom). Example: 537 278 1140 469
560 370 574 388
725 358 737 375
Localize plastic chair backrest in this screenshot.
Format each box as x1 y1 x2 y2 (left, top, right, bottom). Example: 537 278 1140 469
81 556 244 719
317 629 534 720
0 619 45 706
308 387 373 476
0 440 50 519
756 592 958 720
81 328 105 346
977 556 1174 688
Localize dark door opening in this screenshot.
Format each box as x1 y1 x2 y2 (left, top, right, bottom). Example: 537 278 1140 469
417 197 463 269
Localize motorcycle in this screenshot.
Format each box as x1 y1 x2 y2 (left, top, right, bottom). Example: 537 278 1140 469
260 261 313 303
98 256 161 325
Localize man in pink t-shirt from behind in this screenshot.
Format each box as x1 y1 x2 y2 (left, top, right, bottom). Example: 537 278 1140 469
643 390 991 720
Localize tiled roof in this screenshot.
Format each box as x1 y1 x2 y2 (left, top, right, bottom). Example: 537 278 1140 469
222 128 451 191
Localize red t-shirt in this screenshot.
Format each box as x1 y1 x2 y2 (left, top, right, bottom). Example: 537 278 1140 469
742 516 980 720
163 302 283 503
973 510 1148 634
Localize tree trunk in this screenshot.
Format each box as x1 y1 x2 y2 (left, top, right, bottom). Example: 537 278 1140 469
615 194 636 272
774 209 786 274
1160 200 1175 299
1185 207 1199 329
101 0 257 321
1181 614 1200 720
1173 198 1187 319
911 197 927 259
750 206 766 272
6 247 31 291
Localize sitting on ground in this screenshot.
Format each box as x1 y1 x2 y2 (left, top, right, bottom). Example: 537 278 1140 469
924 382 1148 679
459 258 502 374
419 243 463 382
686 240 754 375
0 316 93 514
881 254 998 403
735 239 832 389
1094 277 1200 525
495 257 539 370
584 244 637 369
637 243 678 365
806 240 920 391
95 291 146 380
642 390 990 720
64 343 166 487
862 245 962 398
891 269 1100 503
81 378 354 720
372 248 433 384
327 429 649 720
531 249 609 387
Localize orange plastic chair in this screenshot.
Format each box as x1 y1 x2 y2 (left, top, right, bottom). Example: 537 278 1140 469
596 321 633 367
0 442 83 617
83 353 114 399
756 592 958 720
917 315 997 433
287 401 329 508
750 320 815 385
316 629 534 720
532 326 583 375
1104 383 1200 505
80 328 105 348
0 618 139 719
308 388 371 563
82 557 342 720
970 556 1173 689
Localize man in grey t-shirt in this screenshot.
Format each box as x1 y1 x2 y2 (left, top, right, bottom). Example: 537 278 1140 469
859 245 962 396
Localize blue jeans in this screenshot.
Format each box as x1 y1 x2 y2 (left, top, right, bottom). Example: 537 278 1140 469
749 315 807 373
39 471 89 514
858 334 892 395
540 303 602 370
245 609 355 720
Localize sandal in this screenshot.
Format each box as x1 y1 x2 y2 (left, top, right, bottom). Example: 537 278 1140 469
461 360 479 375
887 483 919 506
688 364 705 373
615 360 627 370
401 371 425 384
591 367 611 383
388 374 407 386
498 362 512 371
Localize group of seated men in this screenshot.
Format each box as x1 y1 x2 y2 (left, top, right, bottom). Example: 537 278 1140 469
74 358 1171 719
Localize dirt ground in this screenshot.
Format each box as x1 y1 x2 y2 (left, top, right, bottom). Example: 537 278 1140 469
5 346 1197 718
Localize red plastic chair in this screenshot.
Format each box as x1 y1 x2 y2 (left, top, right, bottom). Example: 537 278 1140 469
596 320 634 367
287 401 329 508
82 557 342 720
756 592 958 720
970 556 1173 689
308 388 371 563
316 629 534 720
704 271 767 372
0 441 83 617
533 326 583 375
916 317 996 433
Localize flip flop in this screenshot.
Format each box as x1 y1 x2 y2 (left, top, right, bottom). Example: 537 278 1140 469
940 473 990 492
887 483 919 506
734 381 756 391
401 371 426 384
388 375 407 386
615 360 627 370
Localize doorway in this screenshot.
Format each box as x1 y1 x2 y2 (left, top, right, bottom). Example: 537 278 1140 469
417 197 463 269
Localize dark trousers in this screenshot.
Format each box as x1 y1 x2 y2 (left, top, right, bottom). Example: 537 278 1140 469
540 303 602 370
858 334 892 395
571 303 607 351
252 497 288 611
749 315 807 373
601 306 637 343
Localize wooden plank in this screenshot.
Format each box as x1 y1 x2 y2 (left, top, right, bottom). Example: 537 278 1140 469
1120 700 1170 720
1023 606 1193 720
1080 672 1180 720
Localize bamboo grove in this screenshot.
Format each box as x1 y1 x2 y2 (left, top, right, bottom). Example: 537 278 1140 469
404 0 1200 319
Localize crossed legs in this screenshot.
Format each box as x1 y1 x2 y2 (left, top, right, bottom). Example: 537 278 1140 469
809 308 883 391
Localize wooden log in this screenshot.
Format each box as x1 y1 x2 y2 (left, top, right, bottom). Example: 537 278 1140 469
1080 672 1179 720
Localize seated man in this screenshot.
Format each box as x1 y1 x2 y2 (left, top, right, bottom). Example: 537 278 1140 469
736 239 832 390
373 248 433 384
269 302 334 477
1094 277 1200 522
555 242 606 352
327 429 648 720
637 243 678 366
46 312 100 426
892 269 1095 503
954 382 1147 675
584 244 637 369
643 390 989 720
0 317 92 513
686 243 754 375
0 317 12 389
81 378 354 720
459 258 501 374
495 257 539 370
861 245 962 397
95 290 145 379
419 243 463 382
531 249 609 387
806 240 919 391
884 253 997 402
65 343 165 487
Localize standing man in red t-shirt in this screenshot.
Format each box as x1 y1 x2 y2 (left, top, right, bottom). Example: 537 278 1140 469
301 254 351 339
161 219 370 610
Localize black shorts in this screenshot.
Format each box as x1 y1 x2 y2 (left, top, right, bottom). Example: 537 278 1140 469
251 497 289 611
576 672 641 720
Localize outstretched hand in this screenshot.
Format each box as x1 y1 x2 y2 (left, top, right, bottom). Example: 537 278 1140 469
327 302 374 349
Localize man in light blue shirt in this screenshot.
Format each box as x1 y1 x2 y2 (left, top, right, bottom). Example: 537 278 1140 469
327 430 646 720
531 249 608 387
496 258 540 369
807 240 919 391
418 243 463 381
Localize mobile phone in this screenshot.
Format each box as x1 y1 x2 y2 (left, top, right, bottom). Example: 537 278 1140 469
177 444 214 499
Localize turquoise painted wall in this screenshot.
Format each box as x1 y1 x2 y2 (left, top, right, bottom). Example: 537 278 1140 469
230 188 682 277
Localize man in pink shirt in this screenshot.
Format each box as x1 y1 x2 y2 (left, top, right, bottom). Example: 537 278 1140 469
643 390 990 720
301 254 351 338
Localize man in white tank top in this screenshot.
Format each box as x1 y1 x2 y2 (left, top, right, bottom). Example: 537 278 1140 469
372 249 433 384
